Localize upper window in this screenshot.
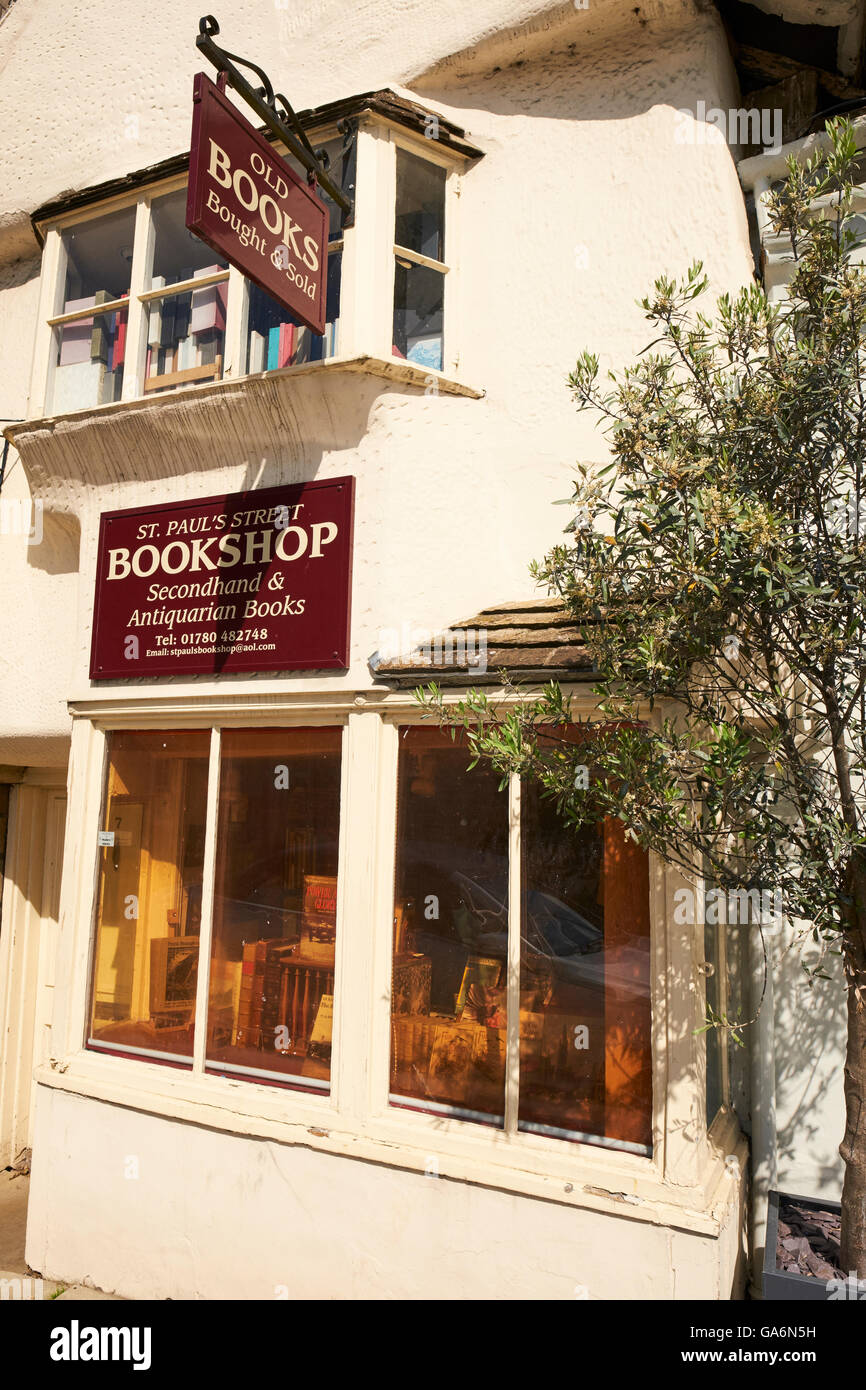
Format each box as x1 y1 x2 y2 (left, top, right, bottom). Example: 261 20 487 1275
36 117 466 416
392 149 447 371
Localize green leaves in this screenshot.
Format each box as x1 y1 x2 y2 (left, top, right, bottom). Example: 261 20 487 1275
425 118 866 967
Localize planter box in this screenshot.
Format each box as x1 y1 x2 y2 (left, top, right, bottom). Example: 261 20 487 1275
763 1189 842 1301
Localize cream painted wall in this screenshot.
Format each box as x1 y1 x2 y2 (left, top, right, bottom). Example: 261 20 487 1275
27 1085 743 1299
0 0 753 752
0 0 763 1299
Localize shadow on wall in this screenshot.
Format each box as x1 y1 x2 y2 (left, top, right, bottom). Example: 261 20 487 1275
27 510 80 575
411 2 738 130
772 933 846 1196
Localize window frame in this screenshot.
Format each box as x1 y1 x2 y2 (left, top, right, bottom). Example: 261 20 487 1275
29 120 467 418
40 694 749 1231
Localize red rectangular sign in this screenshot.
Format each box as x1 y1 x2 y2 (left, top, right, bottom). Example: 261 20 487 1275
89 478 354 679
186 72 328 335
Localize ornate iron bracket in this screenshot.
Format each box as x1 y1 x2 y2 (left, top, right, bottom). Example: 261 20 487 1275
196 16 353 221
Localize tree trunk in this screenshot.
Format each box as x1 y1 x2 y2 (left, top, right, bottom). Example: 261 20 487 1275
839 881 866 1276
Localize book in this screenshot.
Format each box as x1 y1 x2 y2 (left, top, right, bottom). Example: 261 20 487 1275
454 956 501 1018
278 320 295 368
58 295 95 368
90 289 112 363
249 330 266 374
113 302 128 371
148 278 165 346
266 324 281 371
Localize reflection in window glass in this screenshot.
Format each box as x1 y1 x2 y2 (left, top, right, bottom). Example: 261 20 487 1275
392 260 443 370
390 727 508 1125
88 731 210 1063
53 207 136 412
150 188 228 288
395 150 445 262
206 728 342 1089
519 784 652 1150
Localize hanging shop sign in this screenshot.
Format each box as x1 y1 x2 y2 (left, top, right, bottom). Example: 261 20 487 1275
89 477 354 679
186 72 328 334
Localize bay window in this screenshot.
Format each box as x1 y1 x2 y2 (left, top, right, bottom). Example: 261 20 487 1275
33 99 476 417
85 716 653 1161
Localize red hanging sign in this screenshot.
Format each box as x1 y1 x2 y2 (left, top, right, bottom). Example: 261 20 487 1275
186 72 328 335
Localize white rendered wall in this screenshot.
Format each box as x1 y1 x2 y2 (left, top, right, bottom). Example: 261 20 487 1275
1 0 765 1297
27 1085 743 1300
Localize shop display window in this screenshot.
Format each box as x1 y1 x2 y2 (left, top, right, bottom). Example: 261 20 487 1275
390 726 653 1151
519 784 652 1150
88 731 210 1063
390 726 509 1125
206 727 342 1089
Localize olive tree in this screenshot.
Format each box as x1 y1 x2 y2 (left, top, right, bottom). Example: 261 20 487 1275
419 119 866 1275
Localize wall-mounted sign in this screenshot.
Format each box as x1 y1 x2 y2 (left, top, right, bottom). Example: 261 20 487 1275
90 478 354 680
186 72 328 335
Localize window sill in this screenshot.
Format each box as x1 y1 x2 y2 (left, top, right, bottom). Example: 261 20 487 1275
7 354 482 440
34 1051 742 1239
5 356 483 494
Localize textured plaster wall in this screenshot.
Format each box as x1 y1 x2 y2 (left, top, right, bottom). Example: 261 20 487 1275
0 0 754 735
27 1085 738 1300
3 0 762 1297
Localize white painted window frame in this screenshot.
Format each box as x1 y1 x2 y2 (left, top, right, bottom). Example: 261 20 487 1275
40 688 750 1231
27 120 466 419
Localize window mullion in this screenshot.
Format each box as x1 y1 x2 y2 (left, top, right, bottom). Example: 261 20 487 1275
505 772 522 1135
192 726 221 1074
223 267 249 379
121 196 154 402
31 226 66 415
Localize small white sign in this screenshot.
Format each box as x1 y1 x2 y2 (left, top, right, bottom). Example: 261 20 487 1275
97 830 116 848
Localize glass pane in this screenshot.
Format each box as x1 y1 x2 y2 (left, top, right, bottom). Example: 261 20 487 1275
62 206 136 304
144 281 226 393
390 727 508 1125
206 727 342 1089
519 783 652 1151
245 249 341 372
395 149 445 262
88 731 210 1063
53 207 135 412
282 137 347 244
392 260 443 370
150 187 227 288
53 304 127 412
